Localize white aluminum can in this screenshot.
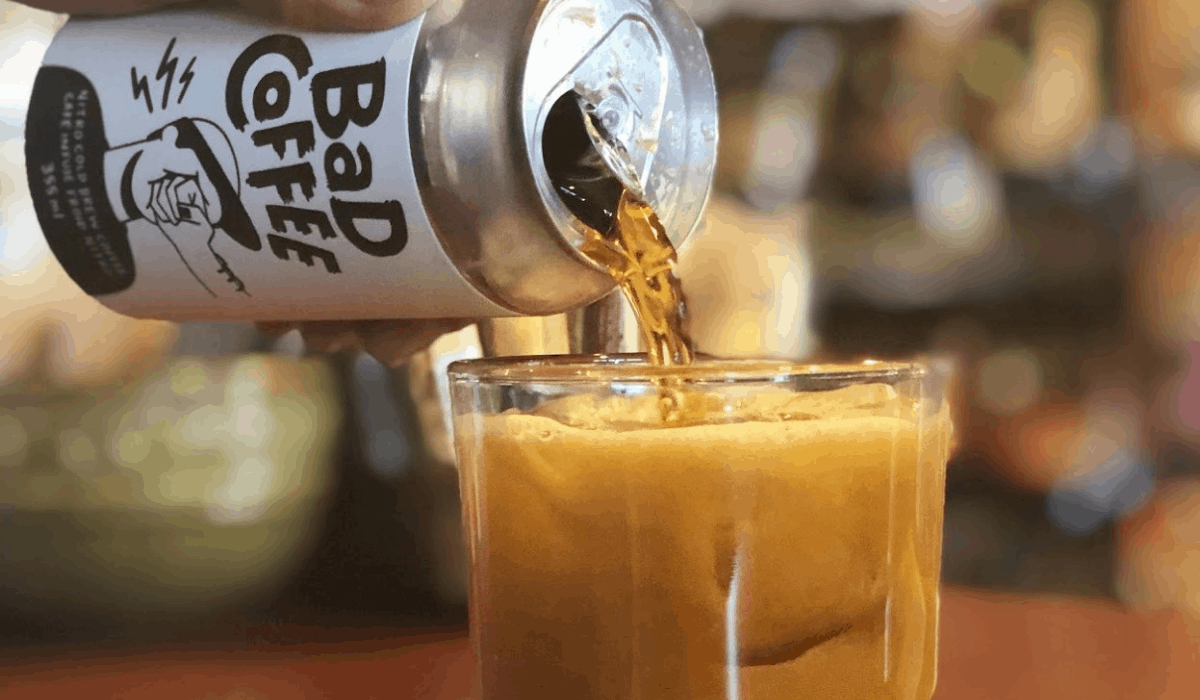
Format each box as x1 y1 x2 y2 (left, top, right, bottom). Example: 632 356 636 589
24 0 717 322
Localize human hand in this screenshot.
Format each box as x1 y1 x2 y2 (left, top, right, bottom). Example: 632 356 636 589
20 0 437 31
258 318 473 368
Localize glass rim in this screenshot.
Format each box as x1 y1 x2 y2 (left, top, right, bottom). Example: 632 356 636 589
448 353 928 386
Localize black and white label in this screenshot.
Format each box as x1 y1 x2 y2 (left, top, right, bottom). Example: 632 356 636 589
25 10 512 321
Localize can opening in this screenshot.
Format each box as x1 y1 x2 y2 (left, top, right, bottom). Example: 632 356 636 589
542 91 624 235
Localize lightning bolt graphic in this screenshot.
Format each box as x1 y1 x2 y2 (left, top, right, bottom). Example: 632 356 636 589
178 56 197 105
155 37 179 112
131 67 153 113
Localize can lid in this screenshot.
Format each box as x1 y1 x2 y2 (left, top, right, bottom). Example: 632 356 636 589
523 0 719 253
413 0 717 316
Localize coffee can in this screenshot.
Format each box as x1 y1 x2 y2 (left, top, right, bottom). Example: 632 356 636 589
24 0 717 322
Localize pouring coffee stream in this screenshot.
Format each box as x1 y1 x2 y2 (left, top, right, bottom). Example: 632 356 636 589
543 92 694 368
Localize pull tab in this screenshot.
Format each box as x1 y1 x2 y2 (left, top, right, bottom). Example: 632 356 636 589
579 95 645 200
524 0 717 252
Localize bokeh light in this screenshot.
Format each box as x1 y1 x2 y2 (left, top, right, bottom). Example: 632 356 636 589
3 0 1200 682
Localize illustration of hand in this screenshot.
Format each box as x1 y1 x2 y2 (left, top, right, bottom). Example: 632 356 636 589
145 172 210 227
133 132 249 297
133 124 225 226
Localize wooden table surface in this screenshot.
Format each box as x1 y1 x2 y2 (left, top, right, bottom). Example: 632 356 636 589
2 587 1196 699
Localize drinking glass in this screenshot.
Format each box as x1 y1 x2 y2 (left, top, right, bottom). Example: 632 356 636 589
450 356 951 700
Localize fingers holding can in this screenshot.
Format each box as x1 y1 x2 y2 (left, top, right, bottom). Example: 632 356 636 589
22 0 437 32
236 0 438 31
258 318 473 367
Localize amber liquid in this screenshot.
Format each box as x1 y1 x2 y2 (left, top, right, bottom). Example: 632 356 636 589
578 190 693 368
576 190 707 422
468 162 945 700
469 386 949 700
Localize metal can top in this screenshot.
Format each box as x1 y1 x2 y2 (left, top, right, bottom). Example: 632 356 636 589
523 0 718 251
414 0 718 316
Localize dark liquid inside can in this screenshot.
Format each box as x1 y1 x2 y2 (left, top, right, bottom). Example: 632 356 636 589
542 92 625 235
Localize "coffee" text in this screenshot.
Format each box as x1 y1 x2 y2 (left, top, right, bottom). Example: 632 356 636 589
225 34 407 273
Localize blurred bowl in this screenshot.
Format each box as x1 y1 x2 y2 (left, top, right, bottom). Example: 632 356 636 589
0 355 341 626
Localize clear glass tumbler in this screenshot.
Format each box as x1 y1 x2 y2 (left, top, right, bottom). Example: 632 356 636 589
449 356 951 700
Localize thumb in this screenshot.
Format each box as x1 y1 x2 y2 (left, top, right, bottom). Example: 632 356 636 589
238 0 437 31
23 0 437 32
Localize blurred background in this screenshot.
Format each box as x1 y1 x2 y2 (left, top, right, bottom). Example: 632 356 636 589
2 0 1200 660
